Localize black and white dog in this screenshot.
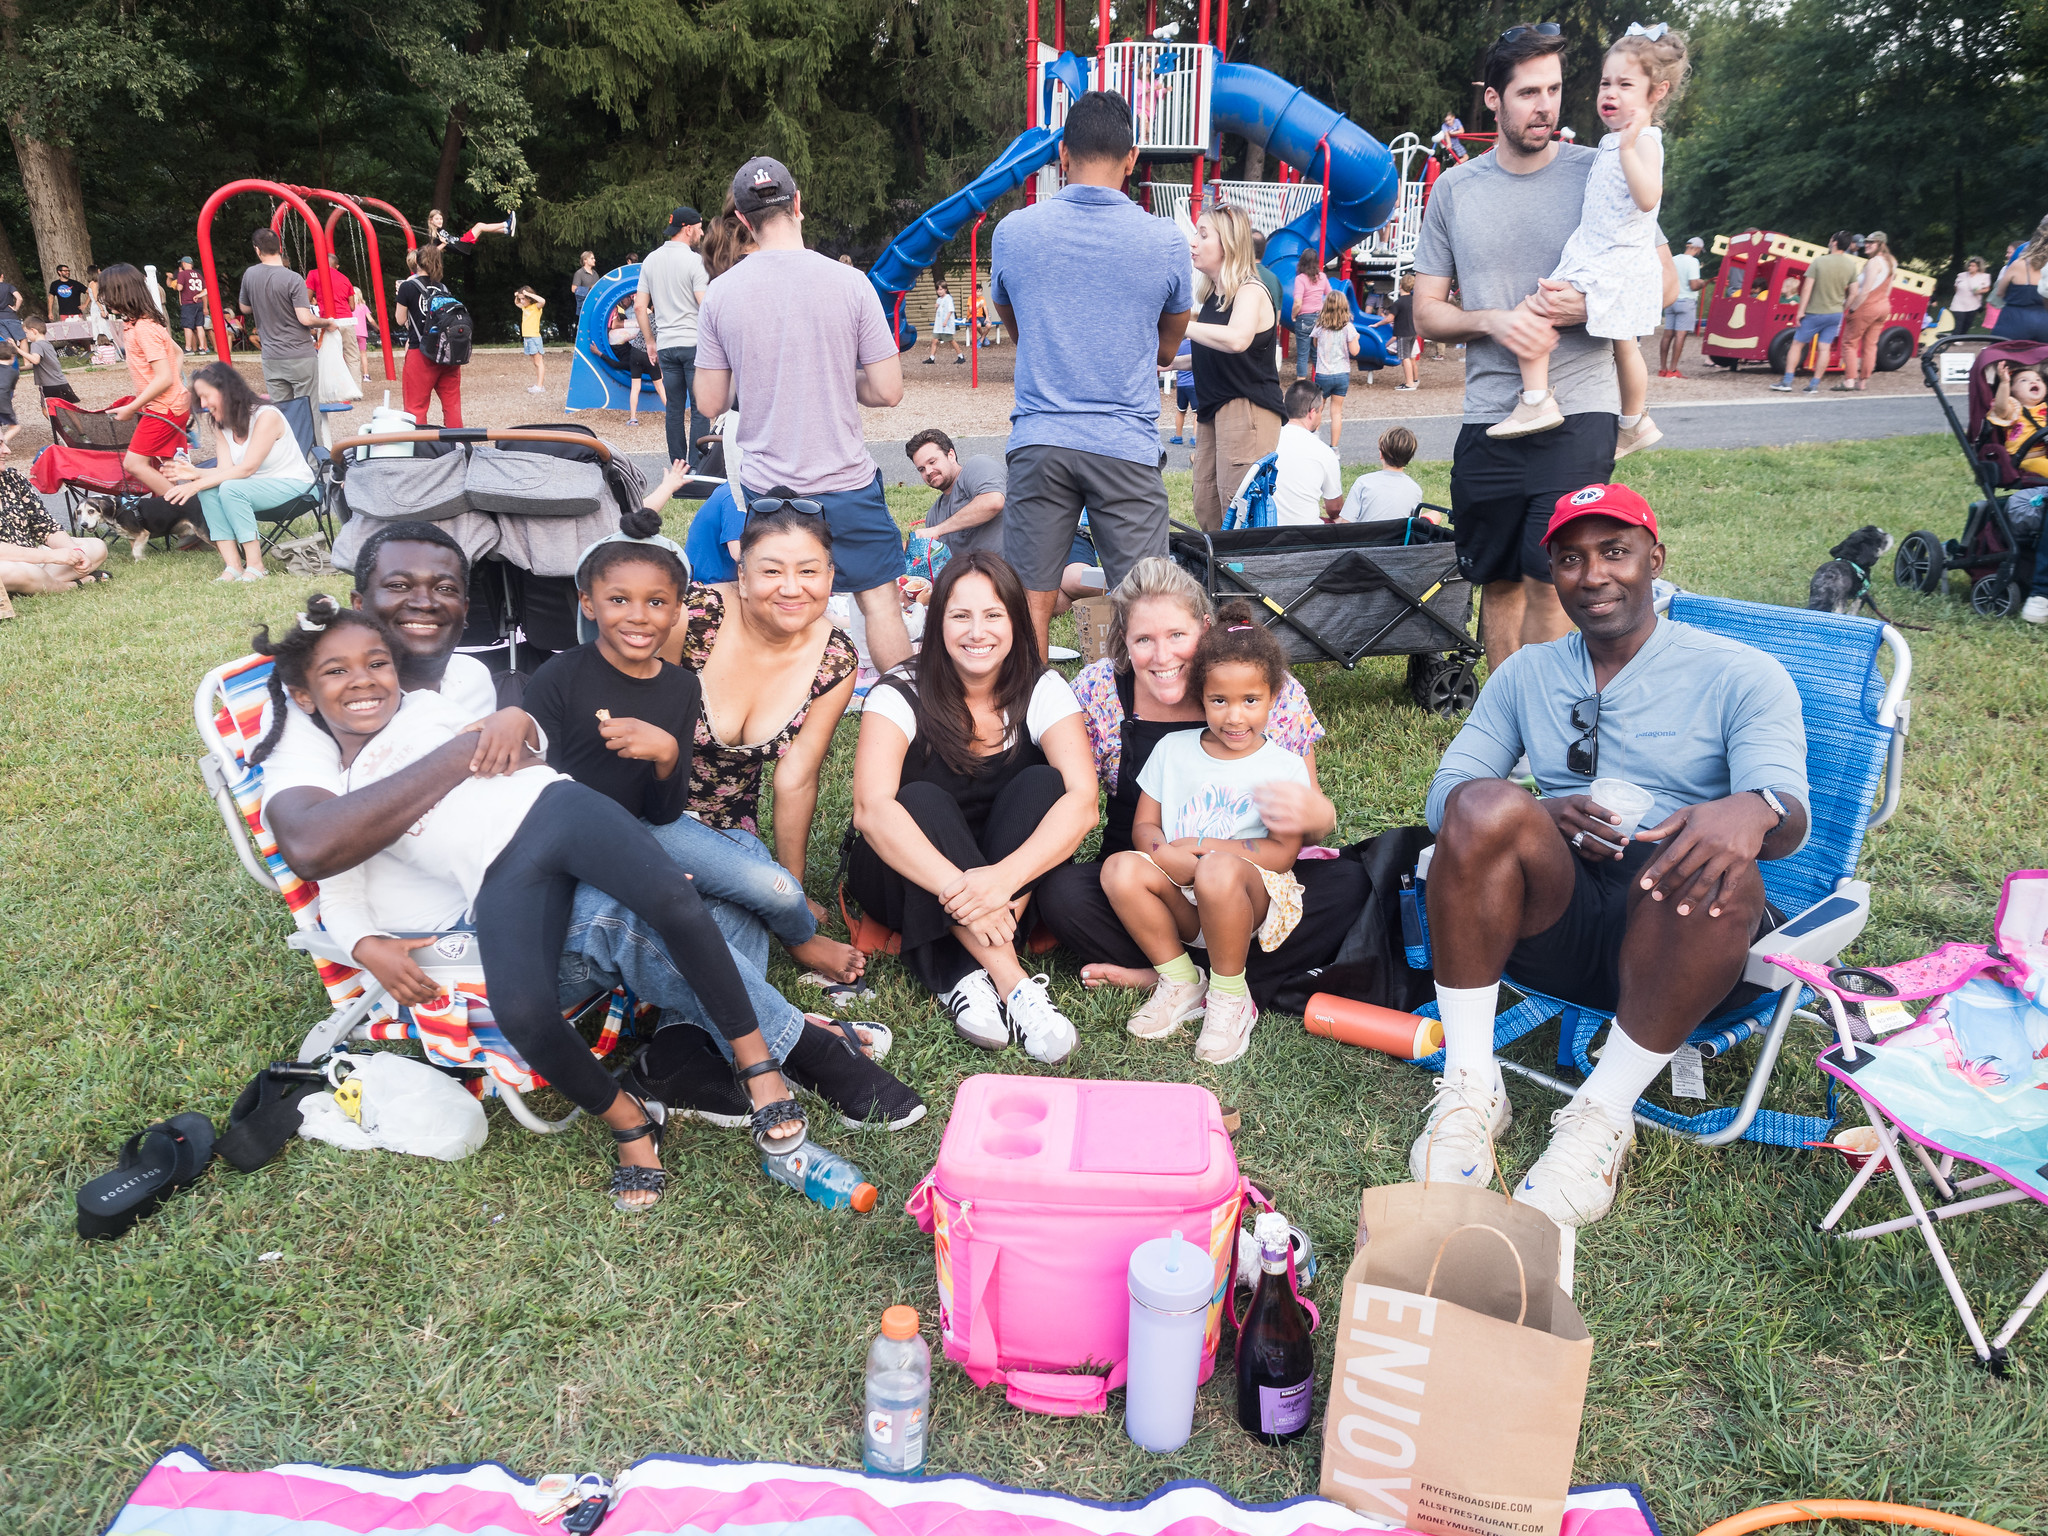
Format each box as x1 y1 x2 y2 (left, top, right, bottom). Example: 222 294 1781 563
72 493 209 561
1806 526 1895 616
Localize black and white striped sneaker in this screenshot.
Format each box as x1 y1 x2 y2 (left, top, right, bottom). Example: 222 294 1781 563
943 970 1009 1051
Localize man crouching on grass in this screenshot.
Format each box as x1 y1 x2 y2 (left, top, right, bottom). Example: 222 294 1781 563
1413 483 1811 1227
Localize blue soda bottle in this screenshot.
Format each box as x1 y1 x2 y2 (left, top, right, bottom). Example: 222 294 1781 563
1399 873 1430 969
761 1142 879 1212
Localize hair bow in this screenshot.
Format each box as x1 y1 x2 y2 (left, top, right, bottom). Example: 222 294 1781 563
297 611 327 633
1625 21 1670 39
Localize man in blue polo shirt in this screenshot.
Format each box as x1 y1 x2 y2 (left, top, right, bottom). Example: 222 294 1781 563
1415 483 1811 1229
991 88 1192 657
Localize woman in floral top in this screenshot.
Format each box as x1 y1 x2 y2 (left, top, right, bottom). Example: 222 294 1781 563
1036 558 1365 1003
663 504 864 983
0 464 109 595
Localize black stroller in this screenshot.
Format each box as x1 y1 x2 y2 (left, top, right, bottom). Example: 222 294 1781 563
1167 514 1482 716
1900 333 2044 617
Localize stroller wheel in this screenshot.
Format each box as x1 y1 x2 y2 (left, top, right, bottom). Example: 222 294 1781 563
1409 654 1478 717
1894 530 1945 594
1970 561 2022 619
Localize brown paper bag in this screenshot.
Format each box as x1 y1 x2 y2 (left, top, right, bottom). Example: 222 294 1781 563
1320 1182 1592 1536
1071 596 1116 663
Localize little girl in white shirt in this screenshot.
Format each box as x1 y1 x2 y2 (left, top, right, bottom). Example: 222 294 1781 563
1488 24 1691 459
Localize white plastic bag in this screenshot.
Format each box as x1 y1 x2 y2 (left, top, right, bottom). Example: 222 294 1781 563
319 327 362 402
297 1052 488 1161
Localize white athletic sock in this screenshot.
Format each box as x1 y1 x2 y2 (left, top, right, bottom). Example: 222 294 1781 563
1578 1023 1674 1124
1435 982 1500 1082
1521 389 1549 407
1618 413 1642 430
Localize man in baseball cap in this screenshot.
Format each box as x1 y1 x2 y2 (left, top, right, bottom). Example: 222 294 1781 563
694 151 913 670
173 253 210 353
1410 480 1811 1231
636 204 711 466
1660 238 1706 379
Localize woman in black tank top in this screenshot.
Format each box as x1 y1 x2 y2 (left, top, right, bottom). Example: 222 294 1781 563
842 552 1101 1062
1186 204 1285 532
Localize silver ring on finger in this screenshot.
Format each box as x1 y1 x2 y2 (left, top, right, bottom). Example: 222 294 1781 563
1571 830 1586 849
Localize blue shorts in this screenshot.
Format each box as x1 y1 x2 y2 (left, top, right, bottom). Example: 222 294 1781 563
1317 374 1350 397
1791 312 1842 348
180 302 207 330
1174 384 1194 411
523 336 544 355
757 471 904 595
1067 526 1098 569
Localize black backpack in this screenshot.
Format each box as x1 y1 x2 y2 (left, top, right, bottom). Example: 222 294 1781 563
413 283 473 366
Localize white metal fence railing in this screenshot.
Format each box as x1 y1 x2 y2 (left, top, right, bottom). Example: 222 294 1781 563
1147 180 1324 234
1098 42 1212 153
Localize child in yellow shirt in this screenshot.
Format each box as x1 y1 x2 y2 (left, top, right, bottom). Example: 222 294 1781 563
515 287 546 394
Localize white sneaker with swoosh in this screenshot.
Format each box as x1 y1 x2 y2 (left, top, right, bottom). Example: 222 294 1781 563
1512 1098 1635 1228
1408 1067 1511 1185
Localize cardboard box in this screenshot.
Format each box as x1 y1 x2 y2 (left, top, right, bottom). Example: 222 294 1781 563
1071 596 1116 664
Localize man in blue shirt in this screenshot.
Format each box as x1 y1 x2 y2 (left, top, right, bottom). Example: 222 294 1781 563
991 89 1192 657
1415 483 1811 1229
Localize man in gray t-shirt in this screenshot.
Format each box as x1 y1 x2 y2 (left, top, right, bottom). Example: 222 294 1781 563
238 227 334 403
1415 482 1811 1231
636 208 712 468
1413 29 1673 670
907 430 1006 561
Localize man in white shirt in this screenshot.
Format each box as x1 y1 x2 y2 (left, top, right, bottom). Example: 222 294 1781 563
1658 235 1707 377
636 207 712 469
1266 380 1343 526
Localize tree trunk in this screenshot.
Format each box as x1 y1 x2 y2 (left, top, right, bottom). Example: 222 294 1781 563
0 210 23 287
9 128 91 283
432 105 467 218
1244 143 1265 181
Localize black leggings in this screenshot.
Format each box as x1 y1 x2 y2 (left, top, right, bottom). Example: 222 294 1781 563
1034 853 1366 1010
845 765 1067 995
475 780 759 1116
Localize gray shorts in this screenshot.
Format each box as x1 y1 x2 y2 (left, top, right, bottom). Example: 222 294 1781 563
1661 301 1697 333
1002 443 1169 591
262 355 320 403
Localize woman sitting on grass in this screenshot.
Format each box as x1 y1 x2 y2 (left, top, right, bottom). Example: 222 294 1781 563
0 465 109 594
846 552 1098 1063
1100 602 1312 1065
525 496 921 1132
1035 558 1358 1007
252 594 806 1213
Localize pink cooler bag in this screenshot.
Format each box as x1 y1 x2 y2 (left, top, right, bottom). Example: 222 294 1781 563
906 1074 1248 1417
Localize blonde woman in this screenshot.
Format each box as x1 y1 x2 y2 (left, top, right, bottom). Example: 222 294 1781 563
1184 205 1283 531
1837 230 1895 391
1990 219 2048 342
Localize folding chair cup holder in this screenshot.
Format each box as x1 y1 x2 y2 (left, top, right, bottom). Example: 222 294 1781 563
194 653 639 1137
1406 594 1914 1155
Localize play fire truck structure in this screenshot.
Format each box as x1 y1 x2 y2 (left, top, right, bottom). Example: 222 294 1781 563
1704 230 1935 376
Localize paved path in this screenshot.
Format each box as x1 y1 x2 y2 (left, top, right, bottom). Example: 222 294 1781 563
630 391 1950 491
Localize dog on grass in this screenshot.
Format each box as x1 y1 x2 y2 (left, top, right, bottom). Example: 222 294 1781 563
73 493 209 561
1807 526 1895 616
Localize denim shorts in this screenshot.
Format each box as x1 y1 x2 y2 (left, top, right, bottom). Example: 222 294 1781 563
522 337 543 355
1792 311 1843 346
1661 301 1697 332
1317 374 1350 397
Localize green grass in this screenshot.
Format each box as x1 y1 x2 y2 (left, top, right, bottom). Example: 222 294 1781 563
2 436 2043 1533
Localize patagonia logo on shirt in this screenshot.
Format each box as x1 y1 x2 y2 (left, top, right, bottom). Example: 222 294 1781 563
1635 730 1677 738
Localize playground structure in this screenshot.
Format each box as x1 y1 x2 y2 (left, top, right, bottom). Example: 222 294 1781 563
563 264 654 414
865 0 1412 374
1704 231 1935 376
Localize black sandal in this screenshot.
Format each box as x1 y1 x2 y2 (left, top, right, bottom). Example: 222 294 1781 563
609 1095 667 1214
737 1058 808 1154
76 1111 215 1239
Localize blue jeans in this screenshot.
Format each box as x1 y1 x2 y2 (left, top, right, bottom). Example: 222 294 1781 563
646 817 817 949
656 345 708 469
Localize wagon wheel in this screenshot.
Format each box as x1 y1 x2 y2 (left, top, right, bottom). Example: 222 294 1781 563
1874 326 1916 372
1969 558 2021 619
1893 530 1945 593
1409 653 1478 717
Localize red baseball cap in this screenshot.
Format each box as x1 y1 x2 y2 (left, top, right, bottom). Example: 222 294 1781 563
1541 482 1661 545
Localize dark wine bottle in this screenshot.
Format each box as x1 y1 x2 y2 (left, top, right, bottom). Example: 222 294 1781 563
1235 1213 1316 1444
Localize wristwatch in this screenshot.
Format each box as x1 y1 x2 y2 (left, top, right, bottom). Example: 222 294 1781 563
1752 787 1789 835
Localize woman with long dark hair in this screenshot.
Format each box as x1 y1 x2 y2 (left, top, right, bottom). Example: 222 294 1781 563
100 263 191 499
164 361 312 581
845 551 1098 1061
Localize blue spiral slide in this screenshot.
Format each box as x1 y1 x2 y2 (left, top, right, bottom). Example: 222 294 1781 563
867 56 1402 365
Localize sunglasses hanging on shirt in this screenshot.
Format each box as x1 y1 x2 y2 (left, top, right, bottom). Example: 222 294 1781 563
1567 692 1601 778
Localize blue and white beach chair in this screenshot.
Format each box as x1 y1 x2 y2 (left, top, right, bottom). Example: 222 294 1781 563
1413 593 1914 1148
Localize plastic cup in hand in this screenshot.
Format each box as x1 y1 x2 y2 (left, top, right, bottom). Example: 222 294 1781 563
1588 778 1656 849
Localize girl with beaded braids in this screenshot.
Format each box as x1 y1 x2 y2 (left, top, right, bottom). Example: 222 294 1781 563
251 593 808 1213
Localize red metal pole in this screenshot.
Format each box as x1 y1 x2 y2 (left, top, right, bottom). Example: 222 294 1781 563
291 186 397 381
1097 0 1109 77
1317 134 1331 268
1054 0 1065 52
1216 0 1228 59
1192 0 1209 212
969 212 987 390
202 180 337 369
1027 0 1039 130
1145 0 1156 32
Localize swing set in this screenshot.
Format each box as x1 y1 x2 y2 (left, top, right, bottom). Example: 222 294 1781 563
194 180 417 382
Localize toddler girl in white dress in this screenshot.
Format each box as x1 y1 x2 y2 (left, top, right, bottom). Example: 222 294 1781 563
1488 24 1691 459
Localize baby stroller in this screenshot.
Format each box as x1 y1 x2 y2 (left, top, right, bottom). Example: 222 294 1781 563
1899 334 2042 617
1168 513 1481 716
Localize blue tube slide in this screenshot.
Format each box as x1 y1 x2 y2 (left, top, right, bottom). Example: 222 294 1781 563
867 125 1066 350
564 264 657 412
1210 62 1402 367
